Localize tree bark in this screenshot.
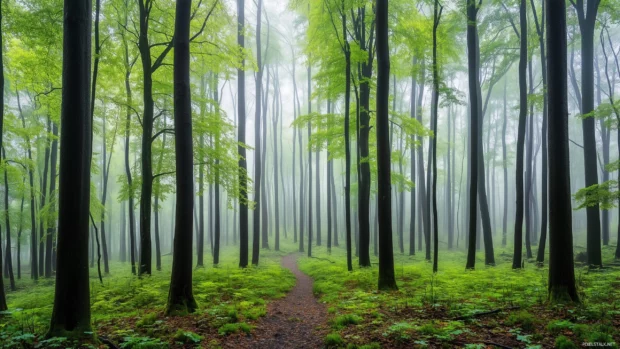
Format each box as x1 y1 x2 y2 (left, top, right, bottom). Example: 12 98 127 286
376 0 397 290
238 0 249 268
166 0 197 314
48 0 93 336
546 0 579 302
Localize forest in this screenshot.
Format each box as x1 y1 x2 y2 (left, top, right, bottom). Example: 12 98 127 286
0 0 620 347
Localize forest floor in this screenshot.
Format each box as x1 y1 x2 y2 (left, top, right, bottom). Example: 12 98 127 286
1 241 620 348
221 253 329 348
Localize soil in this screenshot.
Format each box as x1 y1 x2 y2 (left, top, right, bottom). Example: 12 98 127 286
223 253 329 349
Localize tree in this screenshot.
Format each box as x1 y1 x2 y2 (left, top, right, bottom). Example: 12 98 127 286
465 0 480 270
376 0 397 291
238 0 249 268
513 0 527 270
166 0 197 315
572 0 602 268
0 0 7 311
546 0 578 302
48 0 93 337
431 0 442 273
252 0 263 266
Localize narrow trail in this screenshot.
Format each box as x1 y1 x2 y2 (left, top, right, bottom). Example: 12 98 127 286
224 254 328 348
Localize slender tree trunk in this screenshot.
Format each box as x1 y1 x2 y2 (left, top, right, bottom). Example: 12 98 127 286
502 80 508 247
252 0 263 266
342 11 352 271
465 0 480 270
3 150 15 290
238 0 249 268
46 121 58 277
376 0 397 289
307 64 314 258
431 1 442 272
513 0 528 269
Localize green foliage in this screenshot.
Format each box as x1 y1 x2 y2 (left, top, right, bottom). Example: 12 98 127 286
119 336 167 349
554 336 578 349
217 322 252 336
324 333 345 347
506 311 538 331
333 314 363 328
173 330 202 344
136 313 159 328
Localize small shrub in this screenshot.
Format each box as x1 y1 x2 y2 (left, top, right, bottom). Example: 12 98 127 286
418 322 441 336
227 308 239 323
325 333 344 347
333 314 362 328
554 335 577 349
506 311 537 331
359 343 381 349
173 330 202 344
547 320 574 335
218 322 252 336
586 332 618 349
120 336 167 349
136 313 158 328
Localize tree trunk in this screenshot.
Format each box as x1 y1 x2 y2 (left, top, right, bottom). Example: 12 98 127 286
252 0 263 266
546 0 579 301
513 0 528 269
166 0 197 314
465 0 480 270
48 0 93 335
376 0 397 290
238 0 249 268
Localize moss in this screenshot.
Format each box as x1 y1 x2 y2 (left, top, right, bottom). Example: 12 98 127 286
218 322 252 336
506 311 537 331
333 314 362 328
554 335 578 349
324 333 344 347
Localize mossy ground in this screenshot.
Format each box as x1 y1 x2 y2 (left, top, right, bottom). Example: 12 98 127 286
2 239 620 348
1 245 295 348
299 243 620 348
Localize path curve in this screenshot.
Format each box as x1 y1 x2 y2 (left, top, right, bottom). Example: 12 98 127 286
223 254 328 349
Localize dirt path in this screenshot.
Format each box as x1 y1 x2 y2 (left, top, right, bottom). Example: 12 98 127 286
223 254 328 349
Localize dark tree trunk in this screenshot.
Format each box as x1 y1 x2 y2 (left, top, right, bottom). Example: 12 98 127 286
48 0 92 336
447 106 453 249
525 62 534 260
376 0 397 290
546 0 579 301
3 150 15 290
0 0 5 311
121 3 137 274
356 7 374 267
166 0 197 314
465 0 480 270
238 0 249 268
327 100 332 252
431 1 442 272
252 0 263 266
99 115 110 274
573 0 602 268
39 118 51 276
137 0 174 275
45 121 58 277
197 75 206 268
342 11 352 271
513 0 528 269
260 67 269 249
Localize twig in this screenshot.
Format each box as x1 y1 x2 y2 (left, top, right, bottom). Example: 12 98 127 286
89 213 103 284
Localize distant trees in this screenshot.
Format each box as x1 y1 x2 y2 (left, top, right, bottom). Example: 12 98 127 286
48 0 93 337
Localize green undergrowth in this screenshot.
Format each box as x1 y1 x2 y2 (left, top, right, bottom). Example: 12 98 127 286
1 245 295 348
298 243 620 348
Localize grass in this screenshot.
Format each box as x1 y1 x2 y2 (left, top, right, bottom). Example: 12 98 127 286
2 237 620 348
298 242 620 348
1 244 295 348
